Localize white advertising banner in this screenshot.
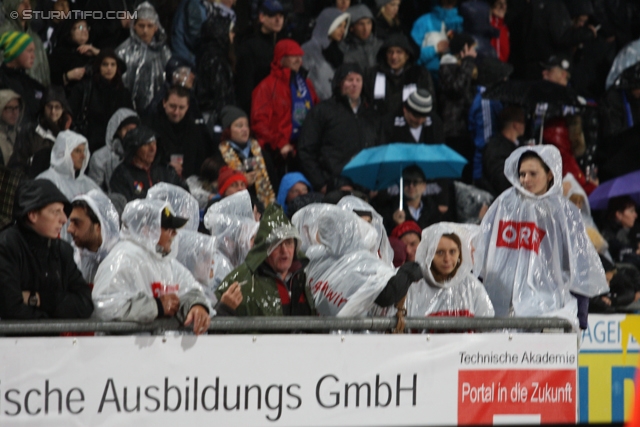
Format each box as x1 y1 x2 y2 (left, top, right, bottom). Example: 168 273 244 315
0 333 577 426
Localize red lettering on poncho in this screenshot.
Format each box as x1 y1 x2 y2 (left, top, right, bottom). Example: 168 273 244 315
496 220 546 254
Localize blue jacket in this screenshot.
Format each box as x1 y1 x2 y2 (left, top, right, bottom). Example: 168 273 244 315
171 0 207 67
277 172 312 215
468 86 502 180
411 6 464 74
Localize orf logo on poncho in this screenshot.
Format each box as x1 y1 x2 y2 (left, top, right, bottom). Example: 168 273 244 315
496 221 546 254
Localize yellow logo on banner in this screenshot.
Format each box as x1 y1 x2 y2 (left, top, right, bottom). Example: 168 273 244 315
621 316 640 363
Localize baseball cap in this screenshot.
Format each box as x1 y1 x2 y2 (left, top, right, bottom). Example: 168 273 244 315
160 206 188 229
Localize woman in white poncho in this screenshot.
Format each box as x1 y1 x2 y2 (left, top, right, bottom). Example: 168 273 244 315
473 145 607 327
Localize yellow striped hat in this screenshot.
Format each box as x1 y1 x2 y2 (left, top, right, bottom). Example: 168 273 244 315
0 31 33 63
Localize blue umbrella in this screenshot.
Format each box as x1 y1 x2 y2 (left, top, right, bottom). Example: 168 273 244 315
588 169 640 210
341 143 467 191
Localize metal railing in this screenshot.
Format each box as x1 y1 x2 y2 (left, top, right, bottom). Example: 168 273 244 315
0 316 574 335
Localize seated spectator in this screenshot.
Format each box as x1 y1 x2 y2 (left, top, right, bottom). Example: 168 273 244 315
298 63 381 192
36 130 101 201
382 165 456 234
234 0 285 115
146 182 200 232
145 86 213 180
88 108 139 192
92 199 212 333
0 180 93 319
375 0 402 41
340 4 382 71
220 106 276 207
480 105 525 196
302 7 350 102
0 31 45 124
68 190 120 285
216 165 249 199
215 203 312 316
68 49 133 155
116 2 172 112
186 156 221 210
406 222 494 317
251 39 319 177
0 89 25 167
277 172 311 217
109 125 187 202
0 1 50 86
48 19 100 91
410 0 463 78
589 255 640 313
364 33 435 117
602 196 640 270
390 220 421 262
8 85 73 177
0 163 23 230
381 89 444 145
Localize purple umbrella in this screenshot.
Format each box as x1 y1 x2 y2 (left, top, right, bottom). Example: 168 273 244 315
588 169 640 210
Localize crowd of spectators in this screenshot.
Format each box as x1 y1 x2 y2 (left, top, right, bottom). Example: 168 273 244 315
1 0 640 332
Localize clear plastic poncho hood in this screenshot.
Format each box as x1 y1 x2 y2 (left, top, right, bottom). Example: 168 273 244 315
406 222 494 317
301 204 396 316
147 182 200 232
473 145 607 321
105 108 138 156
120 198 169 256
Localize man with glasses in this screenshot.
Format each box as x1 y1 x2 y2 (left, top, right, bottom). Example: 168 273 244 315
0 89 23 166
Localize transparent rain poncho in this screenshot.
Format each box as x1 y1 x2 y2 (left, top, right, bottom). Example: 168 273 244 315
473 145 607 326
337 196 394 266
173 230 231 304
406 222 494 317
203 190 259 267
454 181 494 224
93 199 211 322
605 38 640 90
147 182 200 232
298 204 397 317
115 2 172 111
72 190 121 284
37 130 101 201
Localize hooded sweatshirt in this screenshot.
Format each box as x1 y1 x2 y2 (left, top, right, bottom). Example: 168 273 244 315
340 4 383 71
215 203 312 316
88 108 139 191
474 145 607 327
406 222 494 317
251 39 319 152
92 198 211 322
302 8 351 101
115 2 172 112
72 190 120 284
277 172 312 216
36 130 101 201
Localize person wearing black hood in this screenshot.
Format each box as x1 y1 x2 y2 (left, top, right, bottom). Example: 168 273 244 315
0 179 94 320
298 63 381 192
364 32 435 117
109 125 188 202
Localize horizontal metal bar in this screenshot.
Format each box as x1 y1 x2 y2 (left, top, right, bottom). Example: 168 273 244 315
0 317 574 335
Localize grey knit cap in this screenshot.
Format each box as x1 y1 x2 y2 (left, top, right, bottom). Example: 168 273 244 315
404 89 433 116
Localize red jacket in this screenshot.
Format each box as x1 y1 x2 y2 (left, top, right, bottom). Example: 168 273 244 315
490 15 510 63
543 117 596 195
251 39 319 151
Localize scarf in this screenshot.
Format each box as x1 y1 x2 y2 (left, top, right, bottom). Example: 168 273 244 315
290 72 314 143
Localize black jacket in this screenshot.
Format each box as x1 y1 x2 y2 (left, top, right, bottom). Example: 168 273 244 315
0 223 93 319
380 193 457 235
439 56 476 138
0 64 45 125
381 108 444 145
481 133 517 197
109 161 188 202
298 95 381 190
235 30 279 115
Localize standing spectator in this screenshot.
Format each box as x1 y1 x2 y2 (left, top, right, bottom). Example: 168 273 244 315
459 0 499 59
68 190 120 285
235 0 285 115
340 4 382 71
144 56 200 120
170 0 210 67
489 0 509 62
410 0 463 78
298 63 381 192
0 163 23 230
364 33 435 117
68 49 133 155
38 0 70 54
84 0 133 50
251 39 319 178
88 108 139 192
219 106 276 207
145 86 213 180
375 0 402 42
381 88 444 144
195 8 236 127
301 7 350 101
0 179 94 319
116 2 172 113
36 130 101 201
0 89 24 167
109 125 187 202
0 0 51 87
0 31 45 124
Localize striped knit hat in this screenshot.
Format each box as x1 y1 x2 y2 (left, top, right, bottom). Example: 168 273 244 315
0 32 33 63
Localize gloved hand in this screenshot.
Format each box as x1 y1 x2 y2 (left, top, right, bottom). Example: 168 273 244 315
375 262 422 307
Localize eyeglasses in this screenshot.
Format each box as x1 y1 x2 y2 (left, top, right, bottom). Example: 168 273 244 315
3 105 19 113
403 179 425 187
